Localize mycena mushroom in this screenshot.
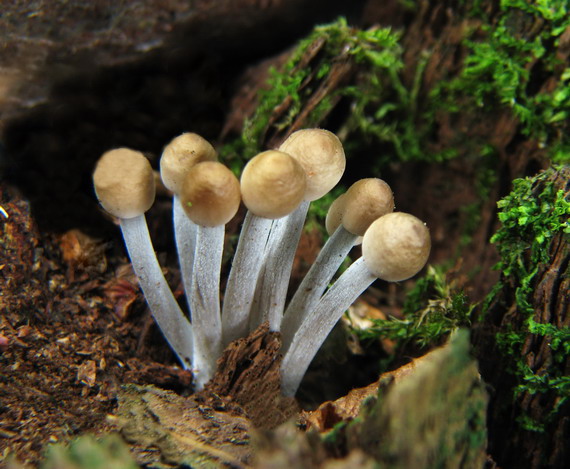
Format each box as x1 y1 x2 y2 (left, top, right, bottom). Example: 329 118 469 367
254 129 346 332
160 133 218 311
221 150 307 346
180 160 241 389
280 212 431 397
93 148 194 369
281 178 395 352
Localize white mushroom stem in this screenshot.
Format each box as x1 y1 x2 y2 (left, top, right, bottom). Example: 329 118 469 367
179 160 241 386
250 128 349 332
120 215 194 369
280 257 374 397
249 200 310 332
173 194 197 312
222 211 272 346
190 224 224 389
160 133 218 315
280 212 431 396
224 150 305 345
251 129 346 333
280 224 357 352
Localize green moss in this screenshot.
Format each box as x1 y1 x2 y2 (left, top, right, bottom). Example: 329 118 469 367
491 169 569 286
355 265 475 350
342 0 570 165
219 18 409 167
486 166 570 430
224 1 569 169
433 0 570 163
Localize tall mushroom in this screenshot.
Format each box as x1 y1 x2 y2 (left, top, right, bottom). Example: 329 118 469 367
281 178 395 351
160 133 218 311
180 161 241 388
222 150 306 346
254 129 346 332
280 212 431 396
93 148 194 369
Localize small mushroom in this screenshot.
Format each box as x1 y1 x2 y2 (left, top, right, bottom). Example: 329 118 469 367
341 178 395 236
362 212 431 282
254 129 347 332
160 133 217 194
280 212 430 397
281 178 395 351
93 148 155 219
160 133 218 313
180 161 241 227
93 148 194 369
240 150 307 219
325 193 347 237
180 161 241 388
278 128 346 202
222 150 307 345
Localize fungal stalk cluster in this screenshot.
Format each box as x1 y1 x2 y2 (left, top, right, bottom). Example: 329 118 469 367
93 129 431 395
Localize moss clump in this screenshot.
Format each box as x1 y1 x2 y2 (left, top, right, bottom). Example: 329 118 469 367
355 265 475 350
220 18 408 166
224 0 569 173
485 166 570 431
433 0 570 163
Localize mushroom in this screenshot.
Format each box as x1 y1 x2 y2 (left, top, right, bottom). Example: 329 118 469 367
180 161 241 388
160 133 218 311
93 148 194 369
325 193 364 246
281 178 395 351
325 193 349 239
279 128 346 201
280 212 431 396
253 129 346 332
222 150 306 346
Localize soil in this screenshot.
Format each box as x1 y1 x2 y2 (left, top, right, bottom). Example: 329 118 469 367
0 184 195 464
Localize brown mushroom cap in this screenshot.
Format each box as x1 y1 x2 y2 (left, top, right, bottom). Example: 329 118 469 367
278 129 345 201
325 193 347 236
180 161 241 227
93 148 155 219
160 133 217 194
240 150 307 219
362 212 430 282
325 193 363 245
342 178 394 236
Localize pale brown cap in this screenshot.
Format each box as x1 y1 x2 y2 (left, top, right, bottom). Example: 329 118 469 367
93 148 155 219
362 212 430 282
342 178 394 236
278 129 345 201
325 193 363 244
180 161 241 227
160 133 217 194
240 150 307 219
325 193 347 236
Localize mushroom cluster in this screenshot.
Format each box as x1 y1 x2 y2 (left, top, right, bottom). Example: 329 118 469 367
92 129 431 395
